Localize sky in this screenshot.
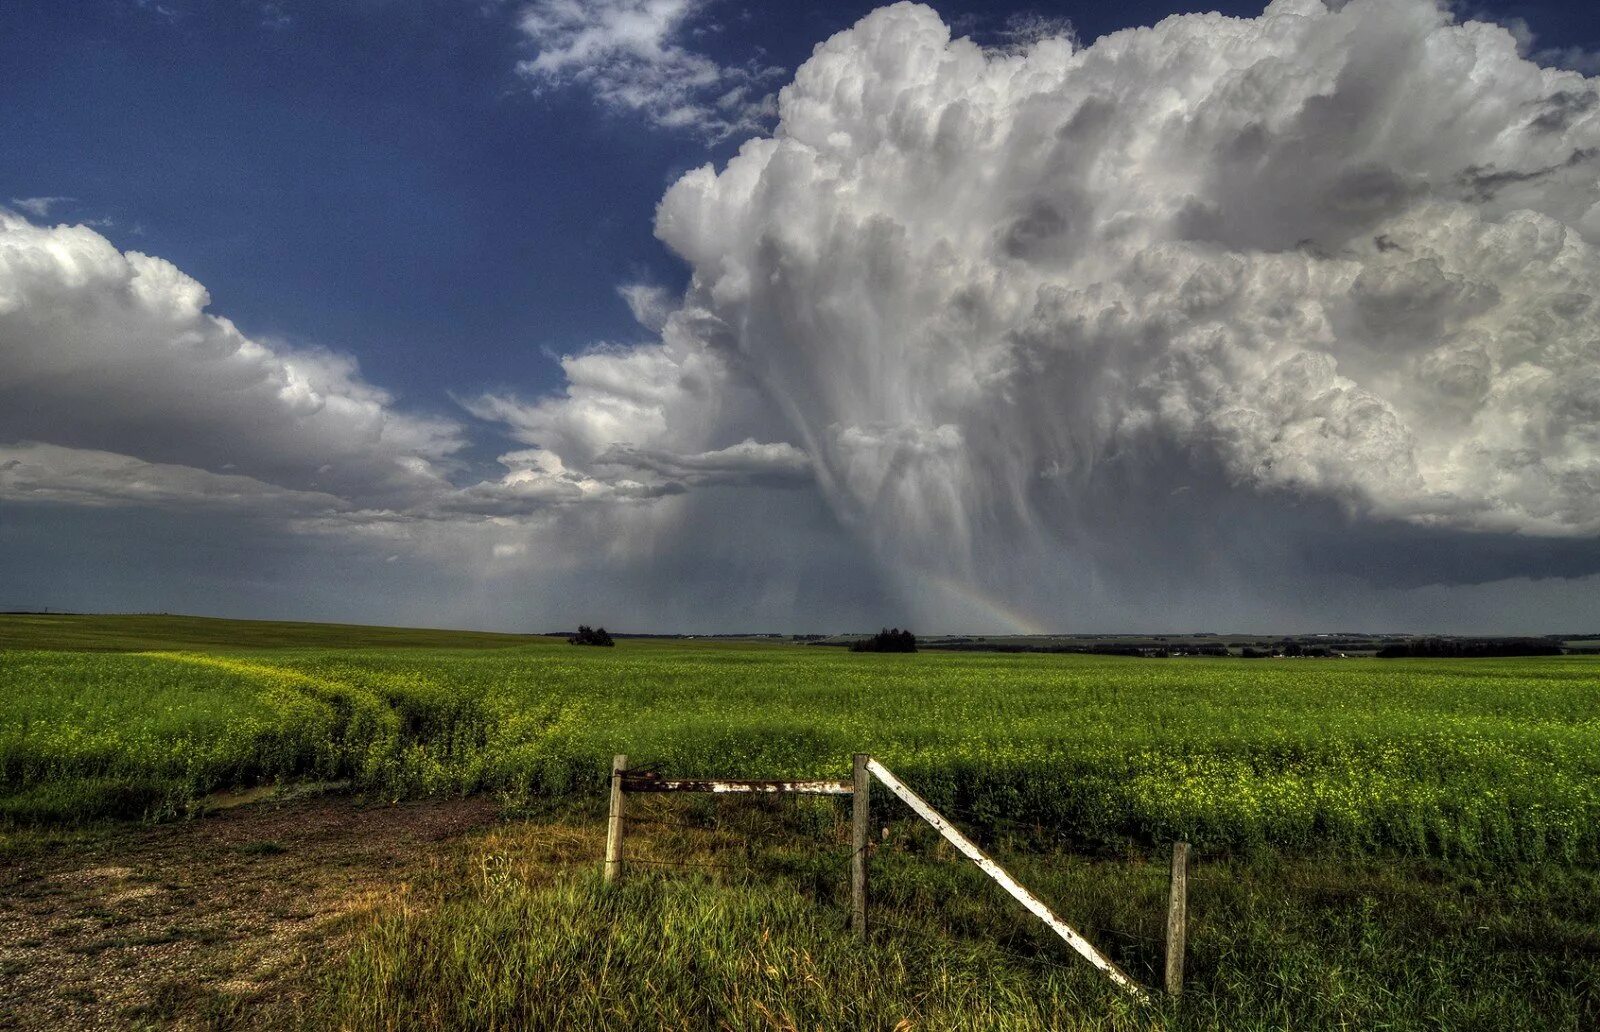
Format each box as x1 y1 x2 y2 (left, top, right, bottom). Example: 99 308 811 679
2 0 1600 634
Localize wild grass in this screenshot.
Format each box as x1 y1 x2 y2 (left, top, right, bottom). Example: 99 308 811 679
5 616 1597 1027
3 626 1599 861
316 799 1600 1031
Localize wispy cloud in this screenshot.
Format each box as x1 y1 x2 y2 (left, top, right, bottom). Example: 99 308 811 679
9 196 73 219
989 11 1077 51
515 0 778 139
258 3 292 31
131 0 181 23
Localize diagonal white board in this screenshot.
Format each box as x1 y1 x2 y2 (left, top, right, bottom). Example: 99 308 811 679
865 759 1151 1002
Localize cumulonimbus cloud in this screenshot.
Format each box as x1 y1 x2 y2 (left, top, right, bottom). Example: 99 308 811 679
480 0 1600 622
579 0 1600 555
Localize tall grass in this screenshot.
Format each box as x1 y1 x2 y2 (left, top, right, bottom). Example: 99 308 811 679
4 640 1599 860
315 805 1600 1031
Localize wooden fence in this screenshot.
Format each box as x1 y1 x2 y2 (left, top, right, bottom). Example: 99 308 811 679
603 753 1190 1002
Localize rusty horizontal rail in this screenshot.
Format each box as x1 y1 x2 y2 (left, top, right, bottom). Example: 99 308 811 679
620 775 853 795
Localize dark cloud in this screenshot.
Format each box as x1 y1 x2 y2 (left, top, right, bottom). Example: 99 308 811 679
592 440 812 489
1458 147 1599 201
1528 89 1598 133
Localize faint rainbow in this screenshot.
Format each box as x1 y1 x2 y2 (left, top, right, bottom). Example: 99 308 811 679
915 572 1054 636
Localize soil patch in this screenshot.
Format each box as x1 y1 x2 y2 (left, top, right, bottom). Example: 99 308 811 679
0 793 499 1031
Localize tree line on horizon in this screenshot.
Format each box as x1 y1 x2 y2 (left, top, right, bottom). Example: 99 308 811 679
850 627 917 653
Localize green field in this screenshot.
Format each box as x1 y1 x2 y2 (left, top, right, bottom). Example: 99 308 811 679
0 612 549 652
3 615 1597 860
3 614 1597 1029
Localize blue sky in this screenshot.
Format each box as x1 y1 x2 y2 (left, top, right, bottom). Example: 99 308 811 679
4 0 1600 631
6 0 1590 426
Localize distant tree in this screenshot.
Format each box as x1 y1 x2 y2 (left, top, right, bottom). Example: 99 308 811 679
1376 637 1562 659
569 625 615 647
850 627 917 653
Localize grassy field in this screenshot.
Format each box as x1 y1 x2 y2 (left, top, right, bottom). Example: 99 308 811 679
2 615 1597 859
2 613 1597 1029
0 612 551 651
314 805 1598 1031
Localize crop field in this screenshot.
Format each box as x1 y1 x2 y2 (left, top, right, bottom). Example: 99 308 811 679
3 619 1598 859
2 614 1597 1029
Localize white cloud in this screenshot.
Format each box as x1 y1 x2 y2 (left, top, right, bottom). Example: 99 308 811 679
516 0 777 137
0 211 797 543
464 311 734 465
429 447 684 517
617 282 675 332
8 197 72 219
0 211 465 511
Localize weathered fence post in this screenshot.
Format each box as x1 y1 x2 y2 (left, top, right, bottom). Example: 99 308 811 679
1165 841 1189 996
604 754 627 885
851 753 870 937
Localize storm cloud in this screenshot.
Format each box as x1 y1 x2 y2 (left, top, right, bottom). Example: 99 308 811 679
498 0 1600 626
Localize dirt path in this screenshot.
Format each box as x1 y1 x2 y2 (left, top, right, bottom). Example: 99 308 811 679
0 793 500 1031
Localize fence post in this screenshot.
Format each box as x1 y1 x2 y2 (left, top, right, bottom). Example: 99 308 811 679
604 754 627 885
851 753 869 937
1165 841 1189 996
